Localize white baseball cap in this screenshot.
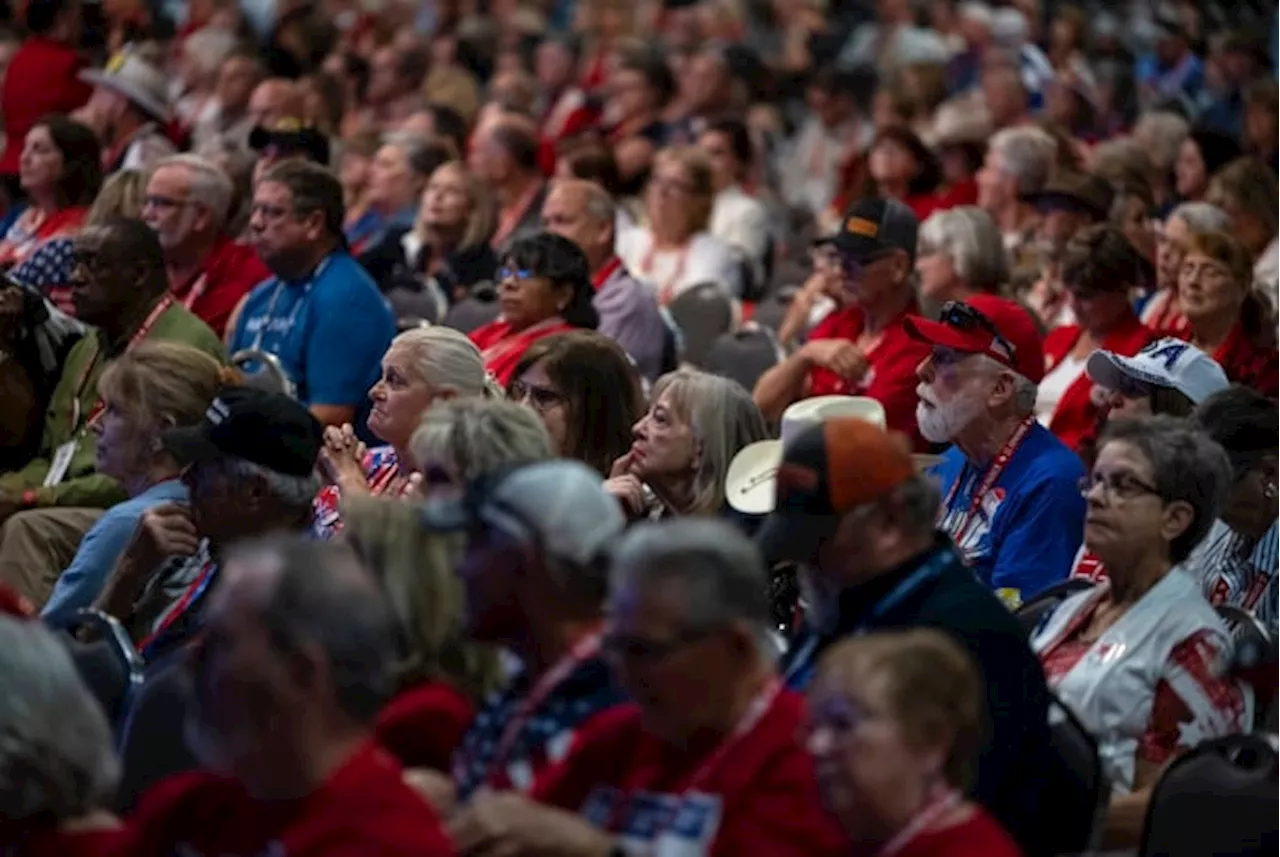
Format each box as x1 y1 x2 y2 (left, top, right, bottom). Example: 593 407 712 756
1086 338 1229 404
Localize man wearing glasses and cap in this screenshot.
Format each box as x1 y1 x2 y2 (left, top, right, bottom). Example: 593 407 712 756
753 197 932 448
907 295 1086 605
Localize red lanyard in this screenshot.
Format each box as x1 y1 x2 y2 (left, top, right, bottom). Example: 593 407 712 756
69 294 174 432
941 416 1033 546
592 257 622 290
876 787 962 857
180 271 210 311
137 556 216 654
678 676 782 793
484 629 603 781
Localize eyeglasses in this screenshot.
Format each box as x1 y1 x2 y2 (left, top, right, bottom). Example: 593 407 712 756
509 379 563 412
1079 471 1162 501
601 625 720 663
798 696 884 745
838 249 894 280
498 266 534 283
939 301 1016 362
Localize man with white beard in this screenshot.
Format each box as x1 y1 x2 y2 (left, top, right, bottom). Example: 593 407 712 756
905 295 1085 604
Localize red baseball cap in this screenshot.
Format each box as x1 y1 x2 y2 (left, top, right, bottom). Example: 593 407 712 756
903 295 1046 382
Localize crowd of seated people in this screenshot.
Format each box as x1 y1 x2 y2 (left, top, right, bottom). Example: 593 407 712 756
0 0 1277 854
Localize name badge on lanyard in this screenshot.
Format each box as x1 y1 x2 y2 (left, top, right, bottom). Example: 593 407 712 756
44 440 78 487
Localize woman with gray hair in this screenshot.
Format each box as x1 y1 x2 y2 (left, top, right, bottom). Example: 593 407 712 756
314 326 495 538
409 397 554 492
1144 201 1232 336
976 125 1058 267
348 133 453 258
1032 415 1248 848
915 206 1010 308
0 614 124 852
608 369 769 526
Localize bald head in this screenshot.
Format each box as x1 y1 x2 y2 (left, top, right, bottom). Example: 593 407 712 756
542 178 616 270
249 79 305 130
471 112 541 183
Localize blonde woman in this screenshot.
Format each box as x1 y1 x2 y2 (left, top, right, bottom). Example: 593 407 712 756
607 369 769 523
342 496 503 772
314 327 492 538
40 342 233 624
362 160 499 312
616 146 745 304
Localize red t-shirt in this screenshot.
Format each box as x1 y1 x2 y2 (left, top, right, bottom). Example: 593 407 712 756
1043 312 1154 453
806 303 931 449
1210 322 1279 399
886 807 1023 857
375 680 475 773
532 689 848 857
124 743 453 856
470 318 574 386
0 38 92 175
173 235 271 338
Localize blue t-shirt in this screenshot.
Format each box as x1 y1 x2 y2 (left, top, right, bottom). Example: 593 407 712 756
41 479 190 629
931 421 1085 601
228 250 394 409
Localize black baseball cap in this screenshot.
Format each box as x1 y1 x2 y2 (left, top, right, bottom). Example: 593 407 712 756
248 118 331 166
825 197 920 264
756 417 916 564
162 386 323 478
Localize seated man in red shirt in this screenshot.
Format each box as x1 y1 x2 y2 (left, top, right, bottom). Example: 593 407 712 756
446 518 848 857
753 197 931 448
143 154 269 337
125 537 453 856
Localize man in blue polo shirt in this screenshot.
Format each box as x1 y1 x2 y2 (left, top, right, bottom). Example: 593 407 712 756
906 295 1085 604
229 159 394 430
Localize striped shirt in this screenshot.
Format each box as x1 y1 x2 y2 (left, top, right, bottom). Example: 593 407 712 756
1194 519 1279 632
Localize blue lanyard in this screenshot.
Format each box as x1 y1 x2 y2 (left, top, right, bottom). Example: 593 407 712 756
783 548 952 689
250 253 334 352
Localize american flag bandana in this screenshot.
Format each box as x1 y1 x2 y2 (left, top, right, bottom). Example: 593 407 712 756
452 656 626 800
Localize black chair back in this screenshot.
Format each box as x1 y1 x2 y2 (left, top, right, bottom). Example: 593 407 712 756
702 326 785 393
1016 578 1097 637
114 654 200 813
1140 733 1279 857
441 282 500 334
750 286 797 333
62 609 146 735
1039 693 1109 856
667 282 735 368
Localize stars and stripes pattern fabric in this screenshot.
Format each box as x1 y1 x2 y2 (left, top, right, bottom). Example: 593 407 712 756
8 237 76 314
451 656 626 801
1194 519 1278 632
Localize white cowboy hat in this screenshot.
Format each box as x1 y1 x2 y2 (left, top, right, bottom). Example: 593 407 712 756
725 396 887 515
80 52 172 124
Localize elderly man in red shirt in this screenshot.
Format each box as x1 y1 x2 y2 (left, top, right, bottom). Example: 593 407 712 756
753 197 931 448
445 518 848 857
124 537 453 856
142 153 268 336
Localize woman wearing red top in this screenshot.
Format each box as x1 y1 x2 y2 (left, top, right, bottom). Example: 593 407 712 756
1038 226 1155 454
862 127 946 223
1176 230 1279 398
342 497 503 772
807 629 1022 857
0 115 101 269
0 0 92 180
469 232 599 386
